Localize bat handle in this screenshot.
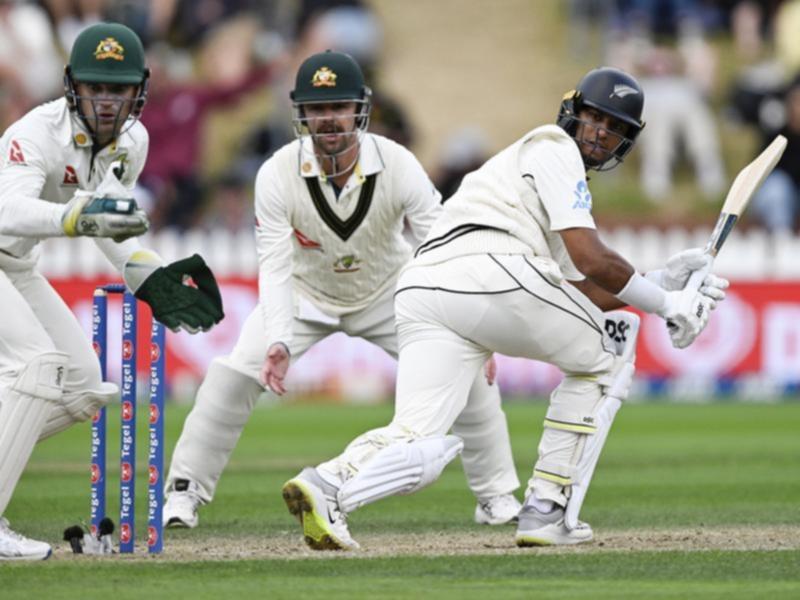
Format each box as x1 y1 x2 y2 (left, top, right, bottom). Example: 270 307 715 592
684 260 712 295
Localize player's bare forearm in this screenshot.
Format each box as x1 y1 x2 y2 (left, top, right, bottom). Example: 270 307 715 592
560 227 635 294
568 278 626 311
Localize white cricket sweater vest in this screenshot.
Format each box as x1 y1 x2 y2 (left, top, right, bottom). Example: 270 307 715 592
266 136 426 315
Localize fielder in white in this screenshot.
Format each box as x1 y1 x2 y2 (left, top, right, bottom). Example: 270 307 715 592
282 67 730 550
162 51 522 530
0 23 223 561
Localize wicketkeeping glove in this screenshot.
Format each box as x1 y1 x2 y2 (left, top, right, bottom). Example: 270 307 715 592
61 192 149 242
134 254 224 333
61 160 149 242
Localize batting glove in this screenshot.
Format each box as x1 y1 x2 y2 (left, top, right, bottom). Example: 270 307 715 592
645 248 729 308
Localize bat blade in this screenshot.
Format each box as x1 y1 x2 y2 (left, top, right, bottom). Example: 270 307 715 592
706 134 787 257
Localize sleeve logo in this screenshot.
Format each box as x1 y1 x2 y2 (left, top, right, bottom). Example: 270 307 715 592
293 228 323 251
9 140 26 164
572 180 592 210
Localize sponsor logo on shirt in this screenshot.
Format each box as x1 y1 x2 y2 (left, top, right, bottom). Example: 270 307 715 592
572 180 592 210
62 165 79 186
8 140 25 164
294 228 322 251
333 254 361 273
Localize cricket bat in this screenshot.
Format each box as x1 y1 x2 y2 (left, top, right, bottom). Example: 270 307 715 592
685 134 788 290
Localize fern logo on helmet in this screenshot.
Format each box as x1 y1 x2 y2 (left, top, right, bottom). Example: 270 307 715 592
94 37 125 61
611 84 638 98
311 67 337 88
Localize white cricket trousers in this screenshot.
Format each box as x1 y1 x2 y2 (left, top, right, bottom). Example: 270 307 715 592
327 253 616 507
167 283 519 502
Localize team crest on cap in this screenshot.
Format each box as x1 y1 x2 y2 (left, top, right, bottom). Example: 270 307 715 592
312 66 337 88
94 37 125 61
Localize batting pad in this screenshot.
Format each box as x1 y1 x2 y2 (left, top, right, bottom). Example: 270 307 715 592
338 435 463 513
564 395 621 530
39 382 119 440
0 352 67 514
564 310 640 530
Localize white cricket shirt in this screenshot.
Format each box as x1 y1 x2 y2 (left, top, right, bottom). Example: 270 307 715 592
0 97 148 270
254 133 442 349
414 125 595 280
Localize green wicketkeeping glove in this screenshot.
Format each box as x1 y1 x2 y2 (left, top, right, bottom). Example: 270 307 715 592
134 254 224 332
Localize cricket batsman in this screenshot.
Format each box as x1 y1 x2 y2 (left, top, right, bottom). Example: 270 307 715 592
162 50 522 530
0 23 223 560
281 67 730 550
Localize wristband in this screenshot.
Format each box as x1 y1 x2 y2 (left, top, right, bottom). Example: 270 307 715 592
614 272 667 314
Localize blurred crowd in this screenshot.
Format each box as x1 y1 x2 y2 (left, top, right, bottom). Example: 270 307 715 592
0 0 413 234
569 0 800 231
2 0 800 232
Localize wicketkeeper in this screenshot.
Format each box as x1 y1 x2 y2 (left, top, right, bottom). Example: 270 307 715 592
0 22 223 561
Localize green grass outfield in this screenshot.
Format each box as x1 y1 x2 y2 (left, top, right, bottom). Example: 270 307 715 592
4 400 800 599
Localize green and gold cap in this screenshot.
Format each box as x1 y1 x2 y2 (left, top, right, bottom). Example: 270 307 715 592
291 50 367 103
68 22 146 84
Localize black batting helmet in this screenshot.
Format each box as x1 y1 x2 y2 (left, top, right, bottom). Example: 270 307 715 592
557 67 645 171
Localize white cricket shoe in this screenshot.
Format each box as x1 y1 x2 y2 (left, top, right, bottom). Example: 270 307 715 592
282 467 359 551
163 479 203 529
474 493 522 525
0 518 52 561
515 504 593 546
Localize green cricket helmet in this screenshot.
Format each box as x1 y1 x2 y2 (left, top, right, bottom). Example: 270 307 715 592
290 51 372 177
64 22 150 144
290 50 371 132
557 67 645 171
291 50 371 103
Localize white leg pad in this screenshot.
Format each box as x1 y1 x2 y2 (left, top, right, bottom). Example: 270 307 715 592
338 435 464 514
38 382 118 441
564 311 640 530
10 351 69 400
563 395 621 530
0 352 68 514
